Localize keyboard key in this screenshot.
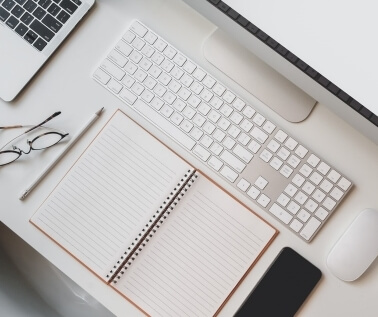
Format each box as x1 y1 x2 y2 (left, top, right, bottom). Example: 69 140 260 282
47 3 60 16
233 144 253 163
312 189 326 203
233 98 245 111
33 37 47 50
285 137 298 150
298 209 310 222
23 29 37 43
277 193 290 207
270 203 292 224
294 191 308 205
317 162 330 175
202 75 216 88
6 15 19 28
39 0 52 10
253 113 265 126
287 154 300 168
338 177 351 191
267 139 280 152
287 201 300 214
307 154 320 167
3 0 16 11
130 21 147 37
290 219 303 232
213 83 225 96
33 7 46 19
277 147 290 160
263 120 276 134
300 217 321 241
257 194 270 207
220 166 238 183
322 197 336 211
275 130 287 143
251 127 268 143
14 22 28 36
305 199 318 213
11 4 24 18
93 68 111 85
309 171 323 185
255 176 268 190
119 88 137 104
30 19 54 41
315 207 328 221
173 54 186 67
330 187 344 200
247 140 261 154
259 149 272 162
200 135 213 148
292 174 305 187
295 145 308 158
246 186 260 200
171 112 184 126
284 183 297 197
220 150 246 173
101 59 125 80
24 0 37 13
56 9 69 23
71 0 82 6
327 169 341 183
59 0 78 14
299 164 312 177
280 165 293 178
0 7 10 22
302 181 315 195
208 156 223 171
320 179 333 193
20 11 33 24
42 14 62 32
209 142 223 155
237 178 250 192
107 79 122 94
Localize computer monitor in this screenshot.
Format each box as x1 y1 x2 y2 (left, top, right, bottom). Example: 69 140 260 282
181 0 378 145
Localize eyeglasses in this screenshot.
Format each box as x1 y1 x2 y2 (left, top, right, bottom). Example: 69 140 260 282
0 112 69 166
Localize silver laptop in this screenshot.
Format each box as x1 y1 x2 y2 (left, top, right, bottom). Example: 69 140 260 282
0 0 95 101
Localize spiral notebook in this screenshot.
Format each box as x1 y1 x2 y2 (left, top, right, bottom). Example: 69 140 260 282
30 110 277 316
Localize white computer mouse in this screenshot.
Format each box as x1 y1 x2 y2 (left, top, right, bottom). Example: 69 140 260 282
327 208 378 281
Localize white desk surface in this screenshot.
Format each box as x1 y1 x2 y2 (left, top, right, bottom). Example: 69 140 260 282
1 0 377 316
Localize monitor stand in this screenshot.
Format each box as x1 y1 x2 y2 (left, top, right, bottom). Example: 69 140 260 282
203 29 317 123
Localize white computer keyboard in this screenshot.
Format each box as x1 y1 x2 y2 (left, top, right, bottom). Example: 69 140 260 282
93 20 352 242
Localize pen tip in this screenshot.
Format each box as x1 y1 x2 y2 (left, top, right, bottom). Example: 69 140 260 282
96 107 104 116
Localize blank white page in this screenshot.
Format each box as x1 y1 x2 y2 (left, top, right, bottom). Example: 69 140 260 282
114 173 276 316
31 111 192 280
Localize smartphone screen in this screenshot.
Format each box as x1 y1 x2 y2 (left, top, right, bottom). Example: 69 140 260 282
234 247 322 317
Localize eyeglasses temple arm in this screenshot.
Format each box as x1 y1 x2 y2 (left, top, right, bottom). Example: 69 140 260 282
24 111 61 134
0 125 23 129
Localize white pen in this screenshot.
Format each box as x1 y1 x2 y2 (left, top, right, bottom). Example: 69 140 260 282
19 107 104 200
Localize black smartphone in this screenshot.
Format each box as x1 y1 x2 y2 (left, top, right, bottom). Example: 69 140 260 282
234 247 322 317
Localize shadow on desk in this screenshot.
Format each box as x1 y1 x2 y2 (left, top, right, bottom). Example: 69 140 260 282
0 222 114 317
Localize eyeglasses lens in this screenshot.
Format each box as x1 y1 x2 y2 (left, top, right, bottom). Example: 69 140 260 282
31 132 64 150
0 151 20 166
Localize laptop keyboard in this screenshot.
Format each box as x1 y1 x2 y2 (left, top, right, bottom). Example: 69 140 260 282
93 20 353 242
0 0 82 51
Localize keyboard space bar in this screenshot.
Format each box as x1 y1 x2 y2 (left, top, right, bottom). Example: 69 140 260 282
133 99 196 150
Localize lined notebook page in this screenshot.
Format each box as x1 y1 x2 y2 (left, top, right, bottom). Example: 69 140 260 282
31 111 192 280
114 174 276 317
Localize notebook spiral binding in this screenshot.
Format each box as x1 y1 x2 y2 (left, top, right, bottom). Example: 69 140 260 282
107 169 198 283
